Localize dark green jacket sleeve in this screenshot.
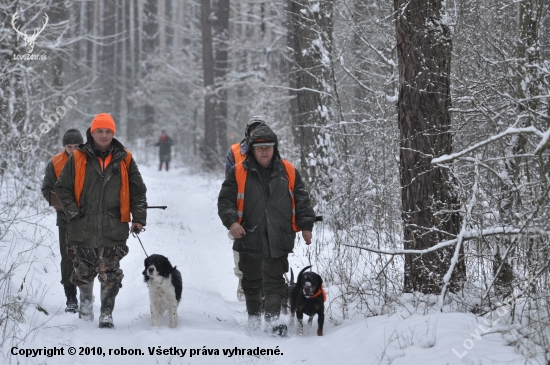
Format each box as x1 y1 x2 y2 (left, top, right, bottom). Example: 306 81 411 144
218 166 239 229
129 157 147 225
41 160 56 204
54 154 81 220
293 169 315 231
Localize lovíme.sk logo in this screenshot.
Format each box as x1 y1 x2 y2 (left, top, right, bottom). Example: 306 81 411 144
11 11 48 60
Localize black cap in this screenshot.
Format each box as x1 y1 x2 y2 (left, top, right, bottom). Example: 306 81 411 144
62 127 83 145
248 124 278 148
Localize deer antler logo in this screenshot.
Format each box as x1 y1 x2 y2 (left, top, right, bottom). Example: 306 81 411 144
11 11 49 54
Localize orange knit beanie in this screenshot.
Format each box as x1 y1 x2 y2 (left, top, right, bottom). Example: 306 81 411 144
90 113 116 135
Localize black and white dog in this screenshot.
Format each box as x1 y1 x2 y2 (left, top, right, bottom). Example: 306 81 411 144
142 254 182 328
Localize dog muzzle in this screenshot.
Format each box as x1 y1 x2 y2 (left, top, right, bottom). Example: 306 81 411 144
303 281 313 297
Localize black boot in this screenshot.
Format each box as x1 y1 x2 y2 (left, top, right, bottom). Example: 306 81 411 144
245 293 262 331
264 295 287 336
99 282 120 329
64 284 78 313
78 282 94 321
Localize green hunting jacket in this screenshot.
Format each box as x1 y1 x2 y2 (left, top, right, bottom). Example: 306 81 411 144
54 131 147 248
218 156 315 258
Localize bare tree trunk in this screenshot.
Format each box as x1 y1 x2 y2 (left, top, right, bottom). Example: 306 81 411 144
158 0 166 53
494 0 545 297
394 0 463 294
285 0 300 148
120 0 129 141
287 0 335 199
79 0 87 62
214 0 229 158
201 0 217 169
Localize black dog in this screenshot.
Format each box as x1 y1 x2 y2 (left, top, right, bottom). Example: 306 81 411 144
142 254 182 328
290 265 325 336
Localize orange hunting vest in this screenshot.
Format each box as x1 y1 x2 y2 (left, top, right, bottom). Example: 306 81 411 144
235 159 300 232
52 151 69 179
231 143 246 165
73 149 133 222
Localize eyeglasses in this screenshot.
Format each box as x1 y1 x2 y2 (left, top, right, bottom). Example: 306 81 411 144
254 146 273 152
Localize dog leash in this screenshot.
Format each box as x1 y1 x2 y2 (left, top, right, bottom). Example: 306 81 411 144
131 228 149 257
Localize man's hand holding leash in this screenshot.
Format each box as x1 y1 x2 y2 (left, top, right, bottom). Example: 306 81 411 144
132 222 144 233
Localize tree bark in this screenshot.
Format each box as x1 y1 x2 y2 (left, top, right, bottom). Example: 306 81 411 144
213 0 229 159
201 0 217 169
394 0 464 293
287 0 335 198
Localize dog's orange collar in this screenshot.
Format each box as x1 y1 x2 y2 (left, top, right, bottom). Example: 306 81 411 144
310 285 327 302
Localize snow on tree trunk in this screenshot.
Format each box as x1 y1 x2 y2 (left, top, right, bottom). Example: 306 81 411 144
394 0 464 294
287 0 335 200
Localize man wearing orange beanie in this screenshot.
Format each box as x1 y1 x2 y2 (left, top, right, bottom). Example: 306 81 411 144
55 113 147 329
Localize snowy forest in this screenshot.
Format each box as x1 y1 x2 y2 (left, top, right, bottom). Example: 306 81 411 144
1 0 550 363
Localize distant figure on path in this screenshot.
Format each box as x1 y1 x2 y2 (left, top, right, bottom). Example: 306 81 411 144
156 130 173 171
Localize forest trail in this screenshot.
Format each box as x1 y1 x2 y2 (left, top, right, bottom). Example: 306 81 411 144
6 165 523 364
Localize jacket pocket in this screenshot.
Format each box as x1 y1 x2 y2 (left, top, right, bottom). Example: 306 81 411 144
106 210 130 242
67 214 88 242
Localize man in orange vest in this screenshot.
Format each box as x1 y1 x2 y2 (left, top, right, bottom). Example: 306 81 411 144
225 116 266 301
41 127 84 314
218 124 316 334
55 113 147 329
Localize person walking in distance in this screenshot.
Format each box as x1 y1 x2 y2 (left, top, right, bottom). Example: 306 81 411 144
55 113 147 328
218 124 316 334
41 127 84 314
156 130 173 171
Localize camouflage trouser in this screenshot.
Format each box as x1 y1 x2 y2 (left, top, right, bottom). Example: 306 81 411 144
58 227 74 286
67 245 129 288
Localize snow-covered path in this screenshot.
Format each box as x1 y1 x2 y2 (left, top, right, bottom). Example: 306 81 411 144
4 166 527 364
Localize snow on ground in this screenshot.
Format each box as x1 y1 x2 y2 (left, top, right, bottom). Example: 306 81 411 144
3 165 529 364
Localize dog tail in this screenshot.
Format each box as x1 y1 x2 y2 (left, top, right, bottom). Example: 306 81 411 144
296 265 312 288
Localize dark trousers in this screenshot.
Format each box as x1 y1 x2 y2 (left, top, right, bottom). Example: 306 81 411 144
67 245 129 287
238 253 288 300
58 227 74 286
159 161 170 171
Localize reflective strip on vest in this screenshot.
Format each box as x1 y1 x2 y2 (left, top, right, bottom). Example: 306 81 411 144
231 143 246 165
234 159 300 232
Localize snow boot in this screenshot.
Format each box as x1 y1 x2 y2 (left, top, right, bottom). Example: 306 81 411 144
78 282 94 321
237 279 246 302
245 293 262 331
64 284 78 313
264 295 287 336
99 281 120 329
